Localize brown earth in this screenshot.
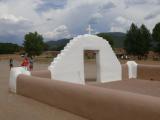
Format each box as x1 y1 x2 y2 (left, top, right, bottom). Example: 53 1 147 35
0 60 87 120
1 55 160 120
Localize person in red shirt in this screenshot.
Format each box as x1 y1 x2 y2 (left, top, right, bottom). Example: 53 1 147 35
21 57 29 70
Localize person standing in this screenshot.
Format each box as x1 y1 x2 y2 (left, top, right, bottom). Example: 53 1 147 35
29 57 34 71
21 57 29 70
9 58 13 70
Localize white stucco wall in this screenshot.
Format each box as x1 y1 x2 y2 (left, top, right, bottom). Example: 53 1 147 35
127 61 138 79
9 67 31 93
48 34 122 84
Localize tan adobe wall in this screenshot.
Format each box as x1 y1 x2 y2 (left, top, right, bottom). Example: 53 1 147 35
122 64 129 80
137 65 160 81
17 75 160 120
31 70 51 79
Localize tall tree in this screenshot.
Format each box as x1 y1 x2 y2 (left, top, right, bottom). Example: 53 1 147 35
152 22 160 52
24 32 44 56
139 24 151 54
124 23 140 55
124 23 151 56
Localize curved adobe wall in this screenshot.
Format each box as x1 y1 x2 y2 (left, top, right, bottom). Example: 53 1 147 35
17 75 160 120
31 70 51 79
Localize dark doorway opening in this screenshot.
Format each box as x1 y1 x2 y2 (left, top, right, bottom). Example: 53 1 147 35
84 50 99 83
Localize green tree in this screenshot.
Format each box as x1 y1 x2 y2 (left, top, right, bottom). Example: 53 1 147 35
124 23 140 55
0 43 20 54
139 24 151 54
97 33 114 47
124 23 151 57
24 32 44 56
152 22 160 52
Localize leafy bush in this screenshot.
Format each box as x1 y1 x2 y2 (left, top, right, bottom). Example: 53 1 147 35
0 43 20 54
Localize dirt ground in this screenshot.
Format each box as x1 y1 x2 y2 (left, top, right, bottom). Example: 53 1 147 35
1 56 160 120
0 60 87 120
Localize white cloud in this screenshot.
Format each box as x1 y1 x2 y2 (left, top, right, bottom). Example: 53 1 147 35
89 13 103 25
0 14 32 36
99 1 116 11
0 0 159 43
44 25 71 40
0 14 27 22
110 16 132 32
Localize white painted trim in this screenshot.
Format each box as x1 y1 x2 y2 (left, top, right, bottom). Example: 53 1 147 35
9 67 31 93
127 61 138 79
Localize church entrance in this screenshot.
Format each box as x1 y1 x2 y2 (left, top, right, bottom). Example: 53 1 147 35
84 50 100 83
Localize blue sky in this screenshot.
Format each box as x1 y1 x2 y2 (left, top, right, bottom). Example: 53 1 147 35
0 0 160 44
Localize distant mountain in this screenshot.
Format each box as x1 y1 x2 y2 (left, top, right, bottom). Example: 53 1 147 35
106 32 126 48
0 43 21 54
0 32 126 48
46 32 126 50
46 38 71 51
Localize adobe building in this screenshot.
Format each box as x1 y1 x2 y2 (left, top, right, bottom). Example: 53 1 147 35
9 34 160 120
